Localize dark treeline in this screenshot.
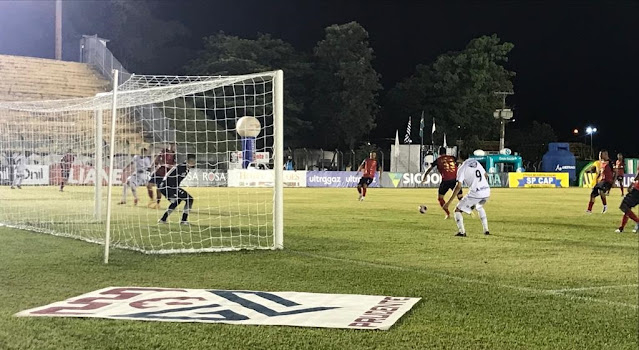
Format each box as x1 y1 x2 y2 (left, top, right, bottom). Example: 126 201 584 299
62 0 557 159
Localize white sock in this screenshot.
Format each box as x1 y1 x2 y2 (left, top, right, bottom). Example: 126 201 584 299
477 207 489 232
454 211 465 233
130 183 138 200
13 175 22 187
121 183 128 202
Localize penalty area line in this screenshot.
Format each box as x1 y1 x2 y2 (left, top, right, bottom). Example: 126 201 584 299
287 250 638 310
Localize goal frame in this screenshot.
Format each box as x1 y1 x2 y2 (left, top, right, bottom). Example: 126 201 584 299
99 69 285 263
0 69 285 263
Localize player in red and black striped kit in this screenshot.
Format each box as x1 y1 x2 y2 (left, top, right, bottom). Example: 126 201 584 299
421 147 463 219
59 149 75 192
615 166 639 233
586 150 614 214
356 152 381 201
147 144 176 208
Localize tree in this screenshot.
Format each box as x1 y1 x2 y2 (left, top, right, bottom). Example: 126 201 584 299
383 34 515 145
311 22 382 149
507 121 558 162
185 32 313 146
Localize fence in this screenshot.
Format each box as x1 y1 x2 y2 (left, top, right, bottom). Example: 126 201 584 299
286 148 385 172
79 35 174 144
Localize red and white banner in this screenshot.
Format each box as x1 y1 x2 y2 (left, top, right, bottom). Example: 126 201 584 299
16 287 420 330
49 165 127 185
229 151 270 164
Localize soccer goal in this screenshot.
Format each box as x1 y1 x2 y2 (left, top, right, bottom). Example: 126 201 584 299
0 70 284 261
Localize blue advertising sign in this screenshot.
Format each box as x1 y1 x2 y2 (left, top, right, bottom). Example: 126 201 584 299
306 171 379 188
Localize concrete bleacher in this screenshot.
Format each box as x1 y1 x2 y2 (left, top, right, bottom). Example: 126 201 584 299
0 55 145 154
0 54 109 101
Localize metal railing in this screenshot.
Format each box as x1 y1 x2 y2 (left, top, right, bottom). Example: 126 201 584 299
80 35 131 85
80 35 175 145
285 148 385 172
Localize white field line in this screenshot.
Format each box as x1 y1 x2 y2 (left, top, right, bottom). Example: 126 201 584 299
548 284 639 293
289 250 639 310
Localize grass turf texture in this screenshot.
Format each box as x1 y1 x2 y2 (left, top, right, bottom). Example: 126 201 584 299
0 187 637 349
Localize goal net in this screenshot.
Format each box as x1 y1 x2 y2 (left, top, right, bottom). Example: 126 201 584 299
0 70 284 258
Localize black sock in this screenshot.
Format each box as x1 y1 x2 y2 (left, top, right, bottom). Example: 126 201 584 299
161 202 178 221
181 212 189 222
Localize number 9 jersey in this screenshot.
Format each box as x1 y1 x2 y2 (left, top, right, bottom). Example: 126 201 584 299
456 159 491 198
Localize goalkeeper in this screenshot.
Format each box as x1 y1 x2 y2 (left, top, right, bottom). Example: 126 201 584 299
158 154 196 225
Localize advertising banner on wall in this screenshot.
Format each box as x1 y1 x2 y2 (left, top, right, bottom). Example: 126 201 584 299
21 165 50 185
582 172 636 188
306 171 379 188
508 172 570 188
381 172 510 188
228 151 270 170
181 170 228 187
0 166 7 185
228 170 307 188
381 172 441 188
486 173 510 188
0 165 49 185
49 165 125 186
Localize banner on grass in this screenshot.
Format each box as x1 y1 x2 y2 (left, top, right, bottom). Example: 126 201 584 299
16 287 420 330
508 172 569 188
306 171 379 188
228 170 307 188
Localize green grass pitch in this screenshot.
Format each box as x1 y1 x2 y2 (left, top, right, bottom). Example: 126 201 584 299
0 187 637 349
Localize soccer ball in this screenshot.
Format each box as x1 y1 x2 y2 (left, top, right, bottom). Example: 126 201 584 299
418 205 427 214
236 116 262 137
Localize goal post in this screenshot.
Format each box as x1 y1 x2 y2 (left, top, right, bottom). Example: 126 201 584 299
273 70 284 250
103 69 119 264
0 69 285 260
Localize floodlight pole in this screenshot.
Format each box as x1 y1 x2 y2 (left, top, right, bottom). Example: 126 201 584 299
55 0 62 60
589 132 595 159
494 91 513 151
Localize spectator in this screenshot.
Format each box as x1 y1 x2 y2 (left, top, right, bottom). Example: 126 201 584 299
284 156 295 170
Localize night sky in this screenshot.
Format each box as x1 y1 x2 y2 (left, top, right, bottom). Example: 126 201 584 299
1 1 637 154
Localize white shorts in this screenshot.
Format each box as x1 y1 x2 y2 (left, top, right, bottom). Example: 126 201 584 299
456 196 489 214
127 172 149 187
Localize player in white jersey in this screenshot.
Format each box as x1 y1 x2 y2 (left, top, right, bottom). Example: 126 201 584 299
443 155 491 237
119 148 152 205
11 152 29 189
